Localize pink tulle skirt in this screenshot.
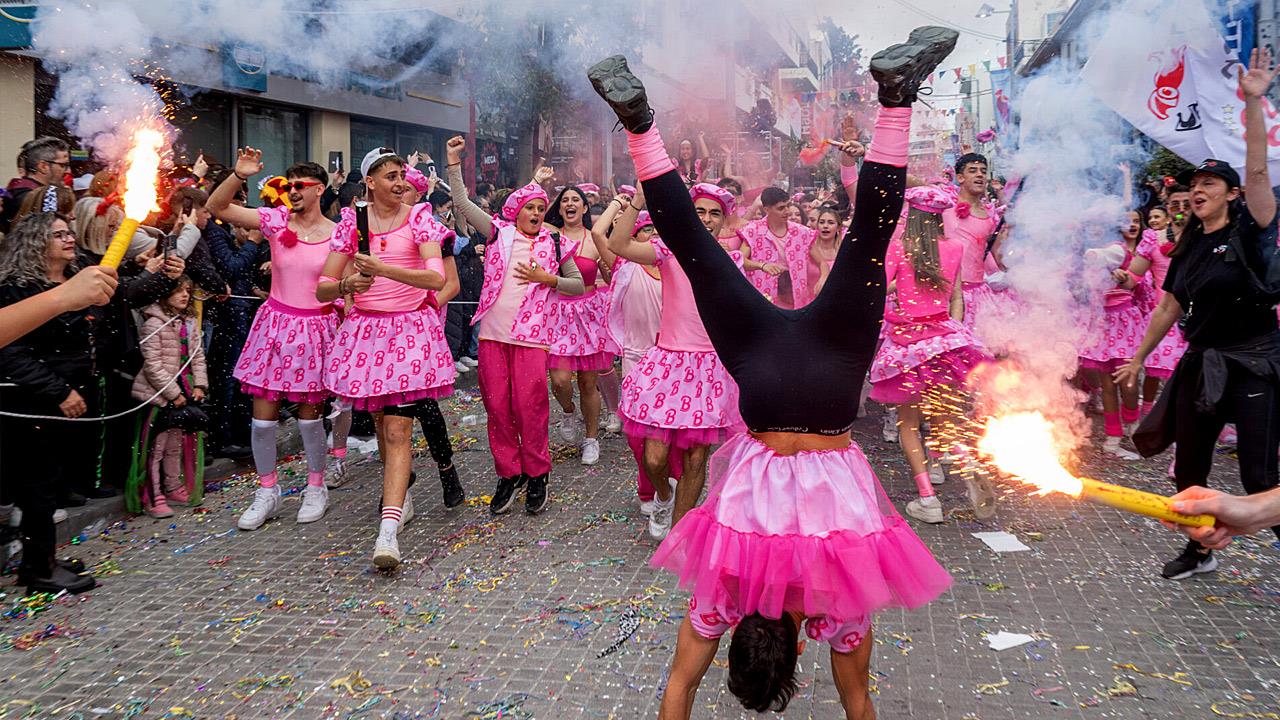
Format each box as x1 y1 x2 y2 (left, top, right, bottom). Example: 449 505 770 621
619 346 742 446
868 334 990 405
324 306 456 411
234 298 338 404
1079 301 1146 372
547 289 620 371
1144 324 1188 379
652 434 951 623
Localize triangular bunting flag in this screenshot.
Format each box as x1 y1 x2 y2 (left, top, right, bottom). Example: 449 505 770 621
983 60 992 72
953 68 962 80
967 64 977 77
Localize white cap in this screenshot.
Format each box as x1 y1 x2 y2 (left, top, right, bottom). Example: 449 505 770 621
72 173 94 192
360 148 397 179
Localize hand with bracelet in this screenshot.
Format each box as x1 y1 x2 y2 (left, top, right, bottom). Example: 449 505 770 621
340 273 374 296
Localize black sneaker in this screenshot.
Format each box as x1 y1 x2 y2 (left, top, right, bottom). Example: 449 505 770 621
870 26 959 107
56 557 86 574
490 475 524 516
20 565 96 594
525 474 549 514
587 55 653 133
439 464 465 509
1161 543 1218 580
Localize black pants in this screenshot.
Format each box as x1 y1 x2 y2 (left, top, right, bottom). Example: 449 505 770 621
382 399 454 469
207 314 251 450
98 372 139 489
1174 358 1280 544
2 415 70 578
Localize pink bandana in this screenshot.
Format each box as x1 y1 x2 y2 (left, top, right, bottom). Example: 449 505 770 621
632 210 654 236
905 186 955 214
689 183 736 216
502 182 549 222
578 182 600 195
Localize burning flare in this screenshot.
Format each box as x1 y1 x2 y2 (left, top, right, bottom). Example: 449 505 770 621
98 127 164 268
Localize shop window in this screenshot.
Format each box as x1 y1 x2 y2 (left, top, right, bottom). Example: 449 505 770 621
239 103 308 184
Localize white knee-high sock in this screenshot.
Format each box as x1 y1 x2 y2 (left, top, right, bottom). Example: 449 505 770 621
298 418 328 475
251 419 279 479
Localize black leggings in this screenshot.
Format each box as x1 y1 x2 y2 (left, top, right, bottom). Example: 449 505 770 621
1174 359 1280 543
382 399 454 469
640 162 904 433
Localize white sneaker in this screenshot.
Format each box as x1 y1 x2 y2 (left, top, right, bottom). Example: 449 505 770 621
52 508 68 524
581 438 600 465
557 410 584 444
462 356 479 368
648 496 674 540
606 412 622 433
326 456 347 489
928 461 945 486
455 360 471 374
237 486 282 530
639 499 657 516
297 485 328 523
1124 421 1139 439
1103 436 1140 461
881 408 899 443
906 496 944 524
372 526 401 569
400 489 415 530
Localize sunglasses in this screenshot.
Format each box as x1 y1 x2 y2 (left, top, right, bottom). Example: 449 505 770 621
284 180 324 192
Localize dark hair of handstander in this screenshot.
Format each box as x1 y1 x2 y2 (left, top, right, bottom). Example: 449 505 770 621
726 613 799 712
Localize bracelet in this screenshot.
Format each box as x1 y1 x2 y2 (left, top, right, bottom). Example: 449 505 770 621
338 277 347 295
627 201 641 212
446 162 461 168
233 171 251 181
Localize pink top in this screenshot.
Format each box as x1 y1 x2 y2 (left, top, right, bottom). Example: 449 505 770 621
738 218 816 307
1136 229 1171 296
806 241 838 298
718 231 744 251
258 206 331 311
330 205 455 313
573 254 598 293
942 205 999 284
1101 243 1139 309
608 258 664 353
884 236 963 318
479 239 532 344
653 237 713 353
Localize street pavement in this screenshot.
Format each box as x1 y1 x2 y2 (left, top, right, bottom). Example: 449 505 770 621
0 388 1277 719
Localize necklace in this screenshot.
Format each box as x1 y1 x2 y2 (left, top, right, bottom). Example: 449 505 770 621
291 216 328 244
371 205 404 252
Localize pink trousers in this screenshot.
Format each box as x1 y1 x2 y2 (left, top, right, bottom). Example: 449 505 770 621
627 432 684 502
478 340 552 478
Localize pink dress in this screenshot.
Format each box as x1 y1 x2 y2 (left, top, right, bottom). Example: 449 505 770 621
868 237 989 404
233 206 338 403
738 219 817 309
944 204 1004 335
324 205 457 411
619 237 743 449
1078 243 1147 373
607 258 664 376
1137 230 1188 379
547 242 621 371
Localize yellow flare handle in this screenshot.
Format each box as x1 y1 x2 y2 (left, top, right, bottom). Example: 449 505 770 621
99 217 140 269
1080 478 1215 527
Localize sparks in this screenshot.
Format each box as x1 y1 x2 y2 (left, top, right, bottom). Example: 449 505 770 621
120 127 164 221
976 411 1082 497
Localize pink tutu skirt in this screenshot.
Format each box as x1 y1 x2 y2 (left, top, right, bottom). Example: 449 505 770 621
1143 324 1188 379
548 289 620 372
234 298 338 404
868 320 989 405
620 345 743 449
324 306 456 411
962 282 1020 334
652 434 951 623
1079 301 1146 372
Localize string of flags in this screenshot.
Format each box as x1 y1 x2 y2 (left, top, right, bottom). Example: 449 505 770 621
924 56 1009 85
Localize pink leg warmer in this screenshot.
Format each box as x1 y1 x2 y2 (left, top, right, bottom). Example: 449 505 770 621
1103 412 1123 438
913 472 936 498
1120 404 1140 425
1141 401 1154 417
626 126 676 181
259 471 278 489
866 107 912 167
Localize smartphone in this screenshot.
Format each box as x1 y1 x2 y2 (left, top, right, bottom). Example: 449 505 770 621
329 151 344 174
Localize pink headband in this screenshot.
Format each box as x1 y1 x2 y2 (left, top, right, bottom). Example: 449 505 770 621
578 183 600 195
689 183 735 216
619 184 636 196
904 185 955 213
502 182 549 221
632 210 654 236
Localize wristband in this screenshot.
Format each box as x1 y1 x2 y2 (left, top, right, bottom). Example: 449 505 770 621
1127 270 1143 285
233 171 251 181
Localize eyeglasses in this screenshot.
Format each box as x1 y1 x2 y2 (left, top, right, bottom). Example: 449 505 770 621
47 159 69 169
49 229 76 241
1167 200 1191 209
284 180 324 192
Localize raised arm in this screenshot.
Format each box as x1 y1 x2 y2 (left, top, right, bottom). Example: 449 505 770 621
445 137 494 240
1240 47 1278 227
606 191 658 266
591 194 626 269
206 148 268 230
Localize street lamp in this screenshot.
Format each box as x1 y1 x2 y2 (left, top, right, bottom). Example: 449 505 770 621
976 3 1010 18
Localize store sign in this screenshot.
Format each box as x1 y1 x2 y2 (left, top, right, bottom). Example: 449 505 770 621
480 141 500 182
223 44 267 92
0 1 36 50
347 72 403 101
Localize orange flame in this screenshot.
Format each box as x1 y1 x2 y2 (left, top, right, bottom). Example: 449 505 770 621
976 412 1083 497
119 128 164 221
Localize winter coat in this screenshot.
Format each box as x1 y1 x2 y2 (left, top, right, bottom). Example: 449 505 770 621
132 304 209 406
0 280 93 411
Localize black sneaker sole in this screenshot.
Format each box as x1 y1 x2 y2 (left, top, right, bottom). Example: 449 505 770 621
870 27 959 105
1162 553 1218 580
587 55 651 130
526 495 549 514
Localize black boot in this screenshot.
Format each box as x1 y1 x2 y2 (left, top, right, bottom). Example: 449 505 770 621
490 474 526 516
870 26 959 107
525 474 549 515
20 565 96 594
56 557 86 573
587 55 653 133
439 464 465 509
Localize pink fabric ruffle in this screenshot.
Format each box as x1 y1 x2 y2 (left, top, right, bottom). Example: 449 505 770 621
1078 301 1145 369
869 346 990 405
621 417 735 450
550 350 615 372
1144 324 1187 377
324 307 456 406
233 300 337 399
346 385 453 412
239 384 329 405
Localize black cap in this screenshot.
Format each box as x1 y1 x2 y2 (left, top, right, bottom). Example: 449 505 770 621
1177 159 1241 189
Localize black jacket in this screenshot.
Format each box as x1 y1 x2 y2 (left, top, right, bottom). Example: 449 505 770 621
0 280 95 410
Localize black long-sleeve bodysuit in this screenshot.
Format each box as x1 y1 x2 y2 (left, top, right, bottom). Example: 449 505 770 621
640 161 905 435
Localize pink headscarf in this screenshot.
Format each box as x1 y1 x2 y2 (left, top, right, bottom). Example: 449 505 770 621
689 183 736 216
632 210 654 236
405 166 430 194
578 182 600 195
904 186 955 214
618 184 636 196
502 182 549 222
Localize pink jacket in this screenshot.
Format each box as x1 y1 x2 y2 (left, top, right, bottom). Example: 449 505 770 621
471 220 571 346
132 304 209 406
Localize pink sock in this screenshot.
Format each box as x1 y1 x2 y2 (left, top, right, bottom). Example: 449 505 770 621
307 471 325 488
866 107 912 167
330 447 347 459
913 472 935 497
1103 412 1122 438
1120 405 1140 424
626 126 676 181
1141 401 1154 416
259 471 278 489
